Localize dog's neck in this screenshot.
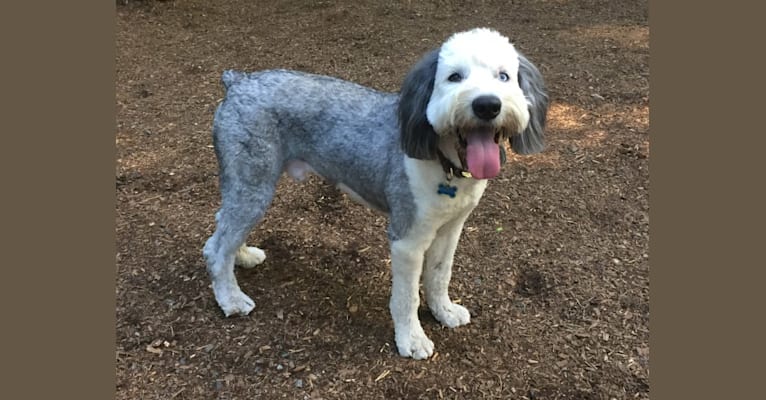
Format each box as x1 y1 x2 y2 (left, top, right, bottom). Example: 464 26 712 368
436 148 470 179
436 137 469 179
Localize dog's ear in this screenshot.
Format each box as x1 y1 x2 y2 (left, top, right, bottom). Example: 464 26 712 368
510 53 548 155
398 49 440 160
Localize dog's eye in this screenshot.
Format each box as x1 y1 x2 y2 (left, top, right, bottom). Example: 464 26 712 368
447 73 463 83
498 72 510 82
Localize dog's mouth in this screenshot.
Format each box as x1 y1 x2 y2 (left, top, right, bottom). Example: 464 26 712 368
455 127 504 180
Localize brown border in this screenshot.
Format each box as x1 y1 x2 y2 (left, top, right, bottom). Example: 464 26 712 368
2 2 115 399
651 2 764 399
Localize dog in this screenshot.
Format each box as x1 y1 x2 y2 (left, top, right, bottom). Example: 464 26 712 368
202 28 548 359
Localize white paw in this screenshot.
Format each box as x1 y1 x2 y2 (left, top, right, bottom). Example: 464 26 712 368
395 327 435 360
215 288 255 317
431 302 471 328
235 246 266 269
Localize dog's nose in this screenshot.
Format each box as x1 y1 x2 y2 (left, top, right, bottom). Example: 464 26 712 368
472 95 502 120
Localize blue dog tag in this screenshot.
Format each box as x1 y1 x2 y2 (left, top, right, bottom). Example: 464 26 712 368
437 183 457 198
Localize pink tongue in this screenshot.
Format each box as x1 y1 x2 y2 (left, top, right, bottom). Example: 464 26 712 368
465 130 500 179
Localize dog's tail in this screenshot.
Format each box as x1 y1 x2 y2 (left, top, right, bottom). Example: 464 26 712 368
221 70 247 90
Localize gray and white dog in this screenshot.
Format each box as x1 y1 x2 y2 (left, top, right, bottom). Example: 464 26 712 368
203 28 548 359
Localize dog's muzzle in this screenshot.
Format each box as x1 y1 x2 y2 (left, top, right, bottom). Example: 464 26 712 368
448 95 504 180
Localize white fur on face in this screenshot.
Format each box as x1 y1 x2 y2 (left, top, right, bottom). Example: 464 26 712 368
426 28 530 136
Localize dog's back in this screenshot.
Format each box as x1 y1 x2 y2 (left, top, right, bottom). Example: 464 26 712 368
212 69 407 213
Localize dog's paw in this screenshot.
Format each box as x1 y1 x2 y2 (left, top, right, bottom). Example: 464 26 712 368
235 246 266 269
216 289 255 317
431 302 471 328
395 327 435 360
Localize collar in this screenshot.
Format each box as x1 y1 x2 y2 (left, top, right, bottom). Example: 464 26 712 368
436 149 471 179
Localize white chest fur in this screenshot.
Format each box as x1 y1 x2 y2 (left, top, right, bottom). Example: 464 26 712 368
404 157 487 228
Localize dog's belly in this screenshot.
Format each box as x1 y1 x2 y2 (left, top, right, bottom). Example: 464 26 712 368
336 183 384 212
284 159 390 213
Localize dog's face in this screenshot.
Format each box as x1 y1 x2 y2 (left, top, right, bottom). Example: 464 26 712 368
399 28 548 179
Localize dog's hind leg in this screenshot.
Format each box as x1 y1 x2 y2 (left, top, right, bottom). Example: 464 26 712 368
203 183 277 316
203 129 281 317
235 243 266 268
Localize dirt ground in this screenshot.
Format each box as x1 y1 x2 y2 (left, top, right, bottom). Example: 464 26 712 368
116 0 649 398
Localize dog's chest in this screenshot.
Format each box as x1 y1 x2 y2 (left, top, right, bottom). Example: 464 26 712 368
405 158 487 225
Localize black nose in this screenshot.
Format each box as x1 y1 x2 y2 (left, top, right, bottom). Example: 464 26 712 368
472 95 502 120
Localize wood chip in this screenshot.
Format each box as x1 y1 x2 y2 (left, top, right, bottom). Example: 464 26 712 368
196 344 214 352
374 370 390 382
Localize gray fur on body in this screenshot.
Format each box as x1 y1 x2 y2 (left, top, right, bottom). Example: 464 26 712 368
213 69 416 240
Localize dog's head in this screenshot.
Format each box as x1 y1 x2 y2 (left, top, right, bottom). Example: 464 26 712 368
399 28 548 179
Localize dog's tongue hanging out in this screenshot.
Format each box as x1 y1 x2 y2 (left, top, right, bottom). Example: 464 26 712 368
465 128 501 179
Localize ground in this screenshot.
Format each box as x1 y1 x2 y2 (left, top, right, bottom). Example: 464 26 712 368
115 0 649 398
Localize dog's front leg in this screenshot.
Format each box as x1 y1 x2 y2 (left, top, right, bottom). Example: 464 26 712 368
423 212 472 328
390 239 434 359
